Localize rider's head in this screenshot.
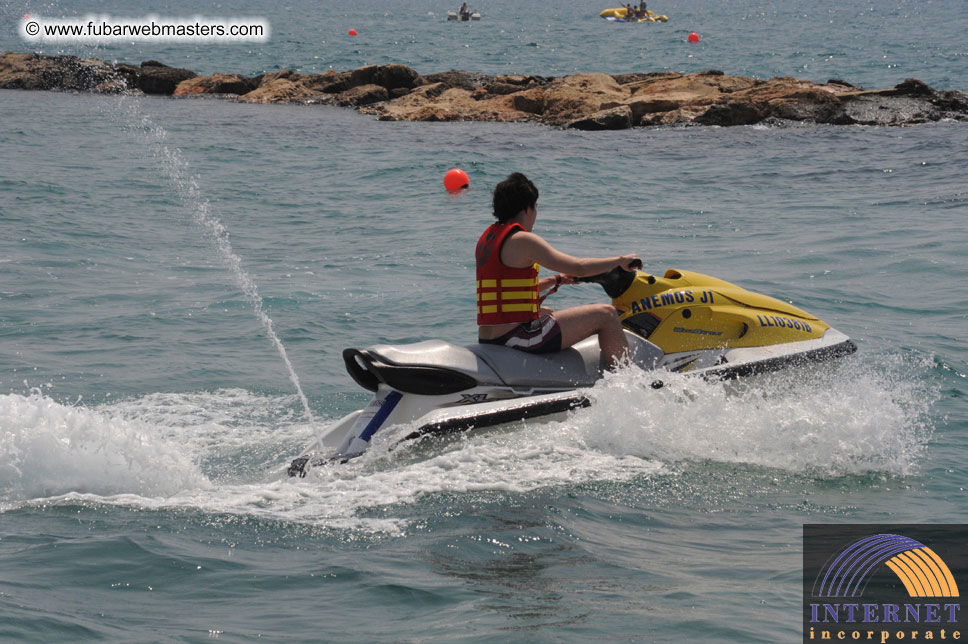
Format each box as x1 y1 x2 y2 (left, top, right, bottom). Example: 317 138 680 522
492 172 539 223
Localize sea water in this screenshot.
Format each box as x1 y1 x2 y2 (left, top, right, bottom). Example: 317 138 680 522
1 0 967 642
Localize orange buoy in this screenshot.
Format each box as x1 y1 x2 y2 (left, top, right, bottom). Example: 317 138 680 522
688 32 699 43
348 28 357 36
444 168 469 192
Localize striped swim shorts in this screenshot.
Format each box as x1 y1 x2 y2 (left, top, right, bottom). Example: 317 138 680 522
478 315 563 354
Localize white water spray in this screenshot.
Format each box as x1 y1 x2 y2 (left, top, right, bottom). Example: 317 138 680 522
121 100 315 425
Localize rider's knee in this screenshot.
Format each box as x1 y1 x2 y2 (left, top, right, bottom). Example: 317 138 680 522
593 303 620 326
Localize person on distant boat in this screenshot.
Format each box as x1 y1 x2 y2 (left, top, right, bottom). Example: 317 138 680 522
476 173 639 368
640 0 648 16
459 2 469 20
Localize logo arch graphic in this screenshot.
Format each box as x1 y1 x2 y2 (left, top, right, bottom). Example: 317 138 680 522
814 533 960 598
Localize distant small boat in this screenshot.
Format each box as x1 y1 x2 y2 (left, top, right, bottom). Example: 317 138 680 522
600 8 669 22
447 9 481 21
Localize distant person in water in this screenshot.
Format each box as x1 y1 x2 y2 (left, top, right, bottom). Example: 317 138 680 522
476 173 639 369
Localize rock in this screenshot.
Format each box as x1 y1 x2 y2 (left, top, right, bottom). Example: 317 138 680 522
113 64 141 90
694 99 768 126
933 89 968 115
337 83 389 106
137 61 196 95
484 81 527 96
626 72 755 113
766 88 843 122
890 78 934 97
174 73 257 96
416 70 488 91
376 105 462 122
410 82 448 100
510 89 547 115
640 105 709 126
534 73 630 124
613 72 669 85
567 105 632 130
239 78 323 104
835 95 941 126
492 74 552 87
626 97 683 121
259 69 299 84
348 64 418 91
717 77 862 125
0 52 122 92
360 84 538 124
301 70 352 94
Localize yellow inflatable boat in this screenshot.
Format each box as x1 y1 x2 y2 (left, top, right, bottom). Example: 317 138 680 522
600 8 669 22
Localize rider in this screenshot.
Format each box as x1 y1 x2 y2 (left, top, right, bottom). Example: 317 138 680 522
476 172 639 369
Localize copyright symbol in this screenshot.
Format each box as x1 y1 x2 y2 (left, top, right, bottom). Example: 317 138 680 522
25 21 40 36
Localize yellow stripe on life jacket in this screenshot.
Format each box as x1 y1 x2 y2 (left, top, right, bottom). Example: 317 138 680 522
500 277 539 288
501 303 539 313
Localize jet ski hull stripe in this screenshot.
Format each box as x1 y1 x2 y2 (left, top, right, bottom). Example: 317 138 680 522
705 339 857 380
359 391 403 443
413 394 591 438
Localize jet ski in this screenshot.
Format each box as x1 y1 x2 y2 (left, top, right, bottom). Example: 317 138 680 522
447 9 481 21
288 263 856 476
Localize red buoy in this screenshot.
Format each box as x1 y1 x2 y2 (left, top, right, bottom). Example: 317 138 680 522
348 28 357 36
688 32 699 43
444 168 469 192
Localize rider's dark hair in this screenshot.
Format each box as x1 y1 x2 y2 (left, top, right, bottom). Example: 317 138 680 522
492 172 539 223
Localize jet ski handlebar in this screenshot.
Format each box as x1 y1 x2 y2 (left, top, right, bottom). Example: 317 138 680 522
575 258 646 298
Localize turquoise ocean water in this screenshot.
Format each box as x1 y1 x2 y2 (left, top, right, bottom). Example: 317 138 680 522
1 1 967 642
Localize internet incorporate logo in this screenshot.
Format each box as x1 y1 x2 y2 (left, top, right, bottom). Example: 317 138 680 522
803 525 965 644
816 534 960 599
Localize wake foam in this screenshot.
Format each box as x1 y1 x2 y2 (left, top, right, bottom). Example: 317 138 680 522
0 351 937 532
579 350 936 477
0 391 208 502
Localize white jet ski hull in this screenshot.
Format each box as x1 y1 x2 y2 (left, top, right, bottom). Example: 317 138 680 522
288 327 855 476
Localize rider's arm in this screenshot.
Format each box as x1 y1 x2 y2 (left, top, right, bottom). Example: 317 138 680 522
503 231 639 277
537 274 559 292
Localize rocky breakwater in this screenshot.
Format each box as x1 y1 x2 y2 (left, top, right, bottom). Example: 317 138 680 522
363 71 968 128
3 51 967 128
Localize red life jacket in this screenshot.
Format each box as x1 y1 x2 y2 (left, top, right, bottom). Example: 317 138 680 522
476 222 540 325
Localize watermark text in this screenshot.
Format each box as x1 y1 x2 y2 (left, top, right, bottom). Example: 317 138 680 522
20 14 270 43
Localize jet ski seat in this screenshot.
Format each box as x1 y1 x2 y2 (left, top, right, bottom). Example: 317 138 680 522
342 338 604 395
343 341 487 395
